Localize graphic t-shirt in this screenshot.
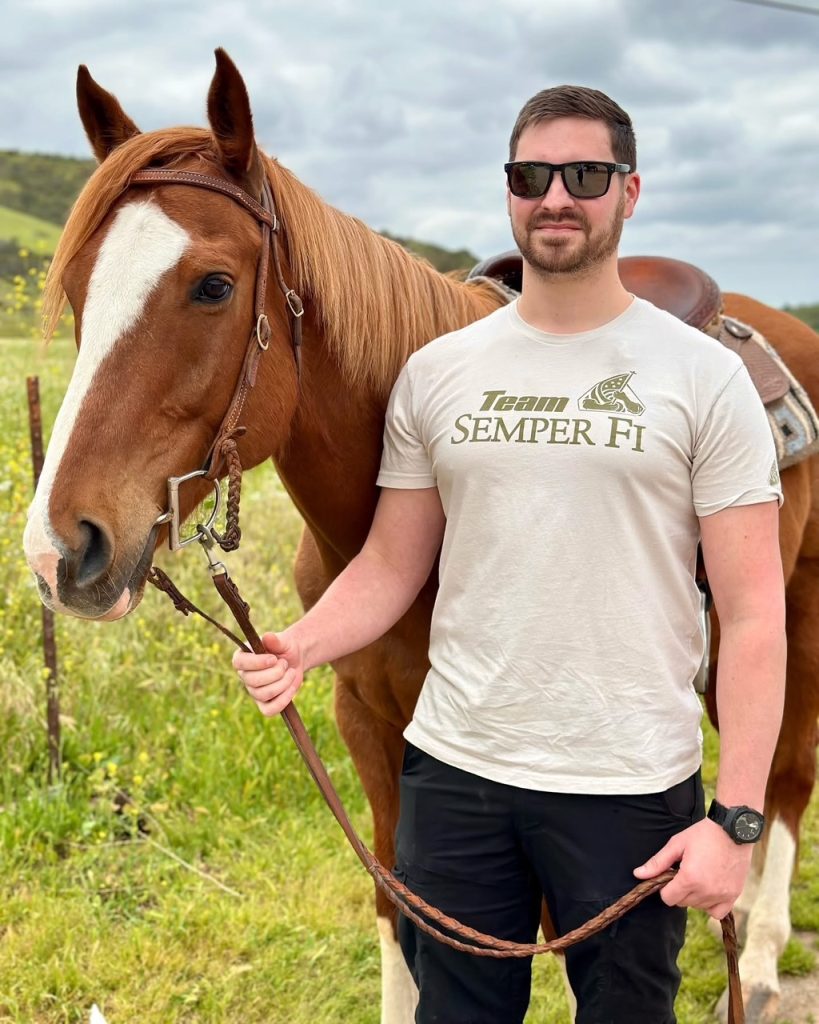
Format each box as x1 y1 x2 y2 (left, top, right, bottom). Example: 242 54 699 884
376 297 782 794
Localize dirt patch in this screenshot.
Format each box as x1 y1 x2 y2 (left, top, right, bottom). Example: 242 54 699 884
776 973 818 1023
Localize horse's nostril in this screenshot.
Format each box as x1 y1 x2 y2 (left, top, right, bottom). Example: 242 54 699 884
75 519 113 587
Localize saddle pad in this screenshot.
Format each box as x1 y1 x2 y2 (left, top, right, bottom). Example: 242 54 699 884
707 316 819 470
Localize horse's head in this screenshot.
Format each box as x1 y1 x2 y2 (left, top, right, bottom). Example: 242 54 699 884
23 50 301 620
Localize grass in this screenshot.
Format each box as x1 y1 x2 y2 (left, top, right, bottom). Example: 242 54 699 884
1 335 817 1022
0 206 62 251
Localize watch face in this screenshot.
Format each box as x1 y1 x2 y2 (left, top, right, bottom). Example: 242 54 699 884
734 811 763 842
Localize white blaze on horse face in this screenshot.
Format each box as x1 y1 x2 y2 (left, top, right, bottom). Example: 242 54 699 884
23 200 190 601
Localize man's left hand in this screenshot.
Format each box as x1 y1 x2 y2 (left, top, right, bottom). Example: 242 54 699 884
633 818 754 919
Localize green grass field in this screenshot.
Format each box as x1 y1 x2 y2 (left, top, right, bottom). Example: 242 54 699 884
1 336 817 1023
0 206 62 252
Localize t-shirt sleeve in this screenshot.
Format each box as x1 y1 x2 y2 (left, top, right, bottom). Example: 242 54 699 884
692 363 783 516
376 361 437 488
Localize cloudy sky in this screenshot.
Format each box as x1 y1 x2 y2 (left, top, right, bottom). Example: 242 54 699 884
2 0 818 306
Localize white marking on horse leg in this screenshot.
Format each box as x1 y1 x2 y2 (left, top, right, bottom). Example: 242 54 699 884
710 848 762 943
735 847 763 921
737 819 795 1003
377 915 417 1024
555 952 577 1021
23 200 189 598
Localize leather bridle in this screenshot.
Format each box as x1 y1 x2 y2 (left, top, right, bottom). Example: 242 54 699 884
129 167 303 551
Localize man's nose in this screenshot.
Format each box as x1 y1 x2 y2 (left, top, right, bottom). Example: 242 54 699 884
538 171 576 210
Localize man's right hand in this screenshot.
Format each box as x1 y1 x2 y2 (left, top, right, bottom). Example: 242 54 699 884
233 630 305 716
230 486 446 718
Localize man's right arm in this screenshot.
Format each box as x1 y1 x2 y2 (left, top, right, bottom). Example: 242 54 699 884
232 486 445 716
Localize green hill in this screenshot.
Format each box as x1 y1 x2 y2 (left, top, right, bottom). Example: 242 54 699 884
785 304 819 333
0 150 478 276
0 150 816 319
0 205 63 251
0 150 95 227
382 230 480 274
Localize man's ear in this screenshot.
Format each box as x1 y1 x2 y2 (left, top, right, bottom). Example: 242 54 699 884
624 172 641 220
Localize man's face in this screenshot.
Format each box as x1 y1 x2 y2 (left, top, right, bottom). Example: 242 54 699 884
508 116 640 277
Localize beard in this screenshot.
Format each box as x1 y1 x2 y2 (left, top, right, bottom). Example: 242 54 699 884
513 191 626 277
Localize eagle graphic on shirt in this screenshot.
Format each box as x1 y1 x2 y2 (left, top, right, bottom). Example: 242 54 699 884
579 372 645 415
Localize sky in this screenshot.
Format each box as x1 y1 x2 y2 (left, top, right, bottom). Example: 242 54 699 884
2 0 818 307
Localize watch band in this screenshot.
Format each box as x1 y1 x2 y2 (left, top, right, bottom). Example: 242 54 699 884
708 799 730 827
707 799 765 844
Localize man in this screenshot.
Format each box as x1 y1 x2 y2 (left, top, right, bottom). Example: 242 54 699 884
233 86 786 1023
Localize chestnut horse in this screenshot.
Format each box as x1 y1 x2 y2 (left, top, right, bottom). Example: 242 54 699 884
23 51 819 1024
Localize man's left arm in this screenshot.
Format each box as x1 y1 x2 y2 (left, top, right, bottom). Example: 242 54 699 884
634 500 786 919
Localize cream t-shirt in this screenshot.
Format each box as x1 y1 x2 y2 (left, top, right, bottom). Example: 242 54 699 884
376 297 782 794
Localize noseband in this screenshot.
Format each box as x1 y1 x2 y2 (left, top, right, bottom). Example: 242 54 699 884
129 168 304 551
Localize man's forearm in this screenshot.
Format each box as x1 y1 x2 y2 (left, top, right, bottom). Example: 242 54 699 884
283 546 429 673
714 617 786 808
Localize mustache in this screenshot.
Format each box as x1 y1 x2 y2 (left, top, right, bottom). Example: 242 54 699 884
528 211 589 230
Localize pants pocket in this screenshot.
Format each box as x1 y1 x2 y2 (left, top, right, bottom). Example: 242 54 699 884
660 769 704 824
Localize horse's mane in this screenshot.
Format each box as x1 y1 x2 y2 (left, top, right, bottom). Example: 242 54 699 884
43 127 506 394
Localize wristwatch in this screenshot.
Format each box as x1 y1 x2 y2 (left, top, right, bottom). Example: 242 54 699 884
707 799 765 844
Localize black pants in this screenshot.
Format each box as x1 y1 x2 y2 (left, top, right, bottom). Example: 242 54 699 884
395 743 705 1024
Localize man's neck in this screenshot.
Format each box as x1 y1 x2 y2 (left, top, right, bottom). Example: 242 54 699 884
516 258 633 335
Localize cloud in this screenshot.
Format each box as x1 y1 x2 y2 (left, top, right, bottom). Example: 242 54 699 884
0 0 817 304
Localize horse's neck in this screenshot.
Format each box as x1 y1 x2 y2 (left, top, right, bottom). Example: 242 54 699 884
275 351 386 567
270 271 507 568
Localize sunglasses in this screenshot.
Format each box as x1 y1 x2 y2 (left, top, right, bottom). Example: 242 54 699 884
504 160 632 200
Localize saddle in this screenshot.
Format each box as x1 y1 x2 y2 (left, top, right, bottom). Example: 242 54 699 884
468 252 790 406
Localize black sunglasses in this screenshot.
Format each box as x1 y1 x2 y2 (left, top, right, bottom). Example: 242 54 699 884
504 160 632 200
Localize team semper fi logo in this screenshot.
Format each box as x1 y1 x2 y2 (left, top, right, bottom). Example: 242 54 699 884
448 375 646 452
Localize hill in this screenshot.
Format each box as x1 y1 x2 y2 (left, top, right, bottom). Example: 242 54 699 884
0 150 480 275
1 150 817 315
0 205 63 250
381 230 479 273
0 150 95 227
785 304 819 333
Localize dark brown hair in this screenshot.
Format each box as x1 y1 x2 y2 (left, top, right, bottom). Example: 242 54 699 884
509 86 636 170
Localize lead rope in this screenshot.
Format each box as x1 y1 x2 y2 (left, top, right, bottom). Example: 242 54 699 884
146 562 744 1021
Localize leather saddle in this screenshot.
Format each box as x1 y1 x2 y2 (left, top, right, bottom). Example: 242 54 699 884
467 252 789 405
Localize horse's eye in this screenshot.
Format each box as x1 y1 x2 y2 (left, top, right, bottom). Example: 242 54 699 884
195 276 233 303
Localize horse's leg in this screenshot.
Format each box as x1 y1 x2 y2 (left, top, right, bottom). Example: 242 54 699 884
730 849 762 943
719 557 819 1023
292 528 419 1023
714 462 816 1024
538 904 575 1020
335 679 418 1024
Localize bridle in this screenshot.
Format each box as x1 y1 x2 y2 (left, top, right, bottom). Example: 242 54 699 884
129 167 303 552
131 167 746 1023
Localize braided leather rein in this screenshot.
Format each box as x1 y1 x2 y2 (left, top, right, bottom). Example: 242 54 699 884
148 560 744 1021
137 168 745 1022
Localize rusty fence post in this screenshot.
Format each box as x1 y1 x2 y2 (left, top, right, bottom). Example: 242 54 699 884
26 375 61 783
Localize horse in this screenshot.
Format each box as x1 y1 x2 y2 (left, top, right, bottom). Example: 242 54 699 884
22 50 819 1024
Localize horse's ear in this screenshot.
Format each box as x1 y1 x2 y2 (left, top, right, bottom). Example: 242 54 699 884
207 48 263 189
76 65 141 163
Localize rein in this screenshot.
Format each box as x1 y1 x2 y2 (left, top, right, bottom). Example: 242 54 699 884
140 169 745 1022
148 555 745 1020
